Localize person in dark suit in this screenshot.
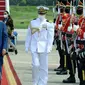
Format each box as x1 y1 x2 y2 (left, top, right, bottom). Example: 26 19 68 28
0 21 8 84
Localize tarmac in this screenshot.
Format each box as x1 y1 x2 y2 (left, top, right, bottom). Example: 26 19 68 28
9 29 79 85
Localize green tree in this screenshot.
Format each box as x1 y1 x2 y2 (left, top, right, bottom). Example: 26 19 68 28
9 0 56 6
10 0 21 5
19 0 26 6
10 0 26 5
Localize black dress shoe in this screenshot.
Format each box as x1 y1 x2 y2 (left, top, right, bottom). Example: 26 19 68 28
54 67 63 71
63 76 76 83
80 81 85 85
15 49 18 55
56 69 67 75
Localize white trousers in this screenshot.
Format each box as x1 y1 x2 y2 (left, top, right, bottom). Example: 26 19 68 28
31 52 48 85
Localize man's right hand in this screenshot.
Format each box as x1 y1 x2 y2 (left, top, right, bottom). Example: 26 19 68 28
25 48 28 53
2 49 7 56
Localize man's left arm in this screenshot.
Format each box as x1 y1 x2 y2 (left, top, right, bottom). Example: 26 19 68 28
2 23 8 55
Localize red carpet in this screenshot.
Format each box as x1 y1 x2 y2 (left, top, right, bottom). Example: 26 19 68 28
1 67 9 85
1 55 22 85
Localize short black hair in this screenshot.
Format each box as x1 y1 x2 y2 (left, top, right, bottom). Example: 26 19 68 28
76 6 83 15
65 7 70 13
60 6 65 13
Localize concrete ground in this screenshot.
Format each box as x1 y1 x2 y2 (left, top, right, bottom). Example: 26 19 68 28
9 29 80 85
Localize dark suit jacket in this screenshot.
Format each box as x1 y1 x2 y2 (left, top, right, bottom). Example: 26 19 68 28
0 21 8 54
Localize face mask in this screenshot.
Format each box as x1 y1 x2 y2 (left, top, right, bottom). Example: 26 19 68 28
38 14 45 20
4 14 8 18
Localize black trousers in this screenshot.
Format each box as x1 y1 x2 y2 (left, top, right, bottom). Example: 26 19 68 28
77 58 85 82
66 54 76 76
56 39 65 68
58 47 64 68
56 38 76 73
64 41 76 76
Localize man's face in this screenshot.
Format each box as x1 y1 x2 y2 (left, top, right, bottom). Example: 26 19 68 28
38 13 46 20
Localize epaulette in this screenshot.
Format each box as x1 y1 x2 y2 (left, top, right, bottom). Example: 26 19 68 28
46 19 49 22
47 20 53 23
33 18 36 20
31 18 37 22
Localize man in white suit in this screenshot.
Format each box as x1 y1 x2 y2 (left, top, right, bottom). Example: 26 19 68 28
25 6 54 85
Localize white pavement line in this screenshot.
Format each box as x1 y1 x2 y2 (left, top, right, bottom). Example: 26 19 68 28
12 61 59 66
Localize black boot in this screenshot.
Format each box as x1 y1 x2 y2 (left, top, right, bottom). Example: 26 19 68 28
56 69 67 75
63 76 76 83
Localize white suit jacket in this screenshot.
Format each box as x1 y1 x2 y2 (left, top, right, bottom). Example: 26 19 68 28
25 18 54 53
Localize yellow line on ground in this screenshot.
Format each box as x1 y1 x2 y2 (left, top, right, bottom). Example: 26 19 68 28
3 55 17 85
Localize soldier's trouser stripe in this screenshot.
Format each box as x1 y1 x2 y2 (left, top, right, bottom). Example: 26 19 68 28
82 70 85 81
64 55 66 68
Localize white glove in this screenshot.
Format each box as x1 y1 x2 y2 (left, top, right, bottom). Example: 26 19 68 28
84 32 85 38
68 26 72 32
58 24 62 30
25 48 28 53
74 25 79 31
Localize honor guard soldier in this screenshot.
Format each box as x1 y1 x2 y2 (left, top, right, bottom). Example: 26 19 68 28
55 2 71 75
71 0 85 85
54 1 68 75
25 6 54 85
62 1 77 83
73 1 85 85
55 1 72 75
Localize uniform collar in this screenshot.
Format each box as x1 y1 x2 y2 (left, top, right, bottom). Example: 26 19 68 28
37 17 47 22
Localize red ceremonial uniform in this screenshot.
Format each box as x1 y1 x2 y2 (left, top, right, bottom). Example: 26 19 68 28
55 14 61 30
76 16 85 49
76 16 85 39
60 13 70 32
